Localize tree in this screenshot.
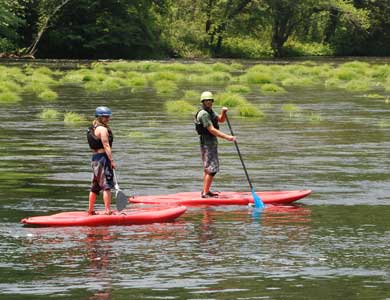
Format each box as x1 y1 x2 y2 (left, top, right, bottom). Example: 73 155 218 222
36 0 166 59
204 0 253 55
24 0 72 56
0 0 23 52
261 0 370 57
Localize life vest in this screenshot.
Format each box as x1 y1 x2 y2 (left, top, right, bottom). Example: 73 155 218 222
87 124 113 150
194 109 219 136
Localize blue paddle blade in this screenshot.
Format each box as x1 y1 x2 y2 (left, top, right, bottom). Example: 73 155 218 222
251 188 265 209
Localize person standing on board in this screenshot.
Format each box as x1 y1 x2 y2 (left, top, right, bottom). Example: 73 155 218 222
87 106 116 215
195 91 236 198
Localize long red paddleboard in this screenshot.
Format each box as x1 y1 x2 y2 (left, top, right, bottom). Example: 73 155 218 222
21 205 187 227
129 190 311 206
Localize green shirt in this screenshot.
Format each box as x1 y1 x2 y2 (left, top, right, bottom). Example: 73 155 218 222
197 109 219 146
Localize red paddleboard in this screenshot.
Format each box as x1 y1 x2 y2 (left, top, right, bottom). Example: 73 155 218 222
21 205 187 227
129 190 311 206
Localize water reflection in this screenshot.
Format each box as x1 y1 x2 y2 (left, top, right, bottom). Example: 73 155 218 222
83 228 113 300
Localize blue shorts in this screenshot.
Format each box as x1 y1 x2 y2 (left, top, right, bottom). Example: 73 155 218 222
90 153 114 194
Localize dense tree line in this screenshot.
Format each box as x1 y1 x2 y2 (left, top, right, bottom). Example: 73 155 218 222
0 0 389 59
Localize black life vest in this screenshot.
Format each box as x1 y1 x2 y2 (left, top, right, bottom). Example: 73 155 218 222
194 109 219 136
87 125 114 150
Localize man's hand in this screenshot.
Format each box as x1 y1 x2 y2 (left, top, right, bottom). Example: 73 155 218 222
226 135 236 142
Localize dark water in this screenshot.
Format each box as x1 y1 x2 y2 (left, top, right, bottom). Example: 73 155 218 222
0 59 389 300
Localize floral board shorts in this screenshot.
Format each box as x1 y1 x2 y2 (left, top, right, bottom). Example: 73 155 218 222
90 153 114 194
200 145 219 175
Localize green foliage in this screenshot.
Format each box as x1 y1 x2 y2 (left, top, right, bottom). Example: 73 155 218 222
165 100 195 114
220 37 273 58
38 89 58 101
1 0 390 58
283 41 333 56
64 111 86 124
260 83 286 94
0 0 23 50
226 84 251 94
282 104 300 115
153 80 178 95
344 80 371 92
243 72 273 84
238 103 264 118
215 92 246 107
0 91 21 104
182 90 199 102
38 108 61 120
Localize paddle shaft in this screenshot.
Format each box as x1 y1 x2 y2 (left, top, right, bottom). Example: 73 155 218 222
113 169 120 189
225 115 254 191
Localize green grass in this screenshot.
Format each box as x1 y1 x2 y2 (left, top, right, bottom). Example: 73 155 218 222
215 92 246 107
147 71 185 82
308 112 322 123
281 76 317 87
127 75 148 88
282 104 301 117
64 112 86 124
344 80 371 92
204 72 232 82
0 91 21 104
0 81 22 93
127 131 146 139
23 82 50 95
38 89 58 101
243 72 273 84
182 90 199 102
226 84 251 94
237 103 264 118
260 83 286 94
211 63 234 72
153 80 178 94
378 119 390 128
165 100 195 113
363 93 385 99
38 108 61 120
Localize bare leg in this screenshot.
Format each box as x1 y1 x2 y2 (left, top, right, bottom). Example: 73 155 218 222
88 192 97 214
203 171 214 194
103 189 112 214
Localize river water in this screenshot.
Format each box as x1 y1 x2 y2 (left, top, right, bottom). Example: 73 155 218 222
0 59 389 300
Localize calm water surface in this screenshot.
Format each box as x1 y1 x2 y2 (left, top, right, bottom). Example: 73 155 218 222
0 59 389 300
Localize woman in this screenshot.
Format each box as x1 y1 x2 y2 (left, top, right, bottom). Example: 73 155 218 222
87 106 116 215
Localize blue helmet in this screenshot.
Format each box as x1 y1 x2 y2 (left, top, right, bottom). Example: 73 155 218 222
95 106 112 117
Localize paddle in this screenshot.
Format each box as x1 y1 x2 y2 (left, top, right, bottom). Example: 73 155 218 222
113 170 128 211
225 114 265 209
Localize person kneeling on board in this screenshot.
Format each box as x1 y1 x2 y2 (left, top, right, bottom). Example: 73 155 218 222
87 106 116 215
195 91 236 198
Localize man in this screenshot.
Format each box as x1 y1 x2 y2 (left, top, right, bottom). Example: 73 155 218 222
195 91 236 198
87 106 116 215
